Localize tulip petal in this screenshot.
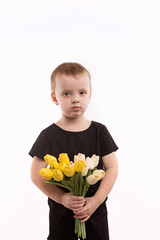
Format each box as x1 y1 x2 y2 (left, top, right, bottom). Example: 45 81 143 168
52 169 64 181
44 154 58 168
59 153 70 165
81 164 88 176
63 166 75 177
74 153 85 163
74 160 85 173
91 154 99 168
93 170 105 180
86 174 99 185
85 157 94 170
40 168 53 180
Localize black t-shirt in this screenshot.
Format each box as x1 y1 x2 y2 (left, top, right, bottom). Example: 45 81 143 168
29 121 118 240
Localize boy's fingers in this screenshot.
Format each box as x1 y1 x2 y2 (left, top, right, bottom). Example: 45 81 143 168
72 202 85 210
71 197 85 205
81 216 90 223
69 196 85 210
72 206 83 211
74 212 89 222
72 196 84 201
74 205 86 214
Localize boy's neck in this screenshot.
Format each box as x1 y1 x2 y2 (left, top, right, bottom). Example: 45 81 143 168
56 115 91 132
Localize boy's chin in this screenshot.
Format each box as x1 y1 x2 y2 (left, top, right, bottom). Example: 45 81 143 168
66 113 84 119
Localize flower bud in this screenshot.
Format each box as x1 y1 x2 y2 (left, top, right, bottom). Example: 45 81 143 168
86 170 105 185
86 174 99 185
93 170 105 180
44 154 58 168
85 157 94 170
74 160 85 173
56 163 67 172
52 169 64 181
81 164 88 176
63 166 75 177
91 154 99 168
59 153 70 165
74 153 85 163
39 168 53 180
68 161 74 167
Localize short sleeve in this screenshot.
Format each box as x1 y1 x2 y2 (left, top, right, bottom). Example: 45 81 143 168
100 125 118 157
29 130 51 160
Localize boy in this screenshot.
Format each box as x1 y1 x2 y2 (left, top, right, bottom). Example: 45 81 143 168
29 62 118 240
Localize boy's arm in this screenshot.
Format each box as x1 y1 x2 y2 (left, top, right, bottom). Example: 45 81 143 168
94 151 118 204
31 156 85 210
74 152 118 222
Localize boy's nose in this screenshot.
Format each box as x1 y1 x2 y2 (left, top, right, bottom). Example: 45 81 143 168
71 96 79 103
72 98 79 103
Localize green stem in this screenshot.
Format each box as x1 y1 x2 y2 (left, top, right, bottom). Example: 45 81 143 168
75 218 78 234
45 181 72 192
78 220 81 237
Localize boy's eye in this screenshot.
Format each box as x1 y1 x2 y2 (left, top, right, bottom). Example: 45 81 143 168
64 92 70 96
80 91 86 95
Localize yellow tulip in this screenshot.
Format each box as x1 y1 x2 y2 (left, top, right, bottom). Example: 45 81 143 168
63 166 75 177
39 168 53 180
59 153 70 165
44 154 58 168
57 163 67 172
52 161 60 169
74 160 85 173
52 169 64 181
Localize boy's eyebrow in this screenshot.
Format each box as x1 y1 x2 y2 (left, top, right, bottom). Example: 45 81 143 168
63 89 70 91
79 88 87 91
62 88 87 91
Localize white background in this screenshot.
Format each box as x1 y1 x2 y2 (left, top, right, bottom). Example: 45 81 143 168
0 0 160 239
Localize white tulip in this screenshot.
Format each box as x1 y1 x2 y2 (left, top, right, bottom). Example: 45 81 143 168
85 157 94 170
86 170 105 185
86 174 99 185
74 153 85 163
81 164 88 176
93 170 105 180
68 161 74 167
91 154 99 168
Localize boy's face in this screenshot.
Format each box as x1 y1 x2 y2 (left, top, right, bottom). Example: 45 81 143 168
51 73 91 119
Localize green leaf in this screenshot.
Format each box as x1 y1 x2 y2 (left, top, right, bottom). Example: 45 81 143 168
69 173 81 195
79 175 85 196
45 180 72 192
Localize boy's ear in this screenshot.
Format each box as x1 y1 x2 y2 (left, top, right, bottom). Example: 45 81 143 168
51 92 59 105
89 90 92 100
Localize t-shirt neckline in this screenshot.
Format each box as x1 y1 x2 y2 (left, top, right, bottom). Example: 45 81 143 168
53 120 93 133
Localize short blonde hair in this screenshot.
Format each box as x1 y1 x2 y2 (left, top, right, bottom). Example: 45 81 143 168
50 62 91 91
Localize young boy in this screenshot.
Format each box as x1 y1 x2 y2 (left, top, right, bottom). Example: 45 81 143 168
29 62 118 240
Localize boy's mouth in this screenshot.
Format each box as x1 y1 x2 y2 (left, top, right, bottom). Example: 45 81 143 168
72 106 81 111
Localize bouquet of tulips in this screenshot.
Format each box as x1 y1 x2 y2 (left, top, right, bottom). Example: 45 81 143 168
40 153 105 239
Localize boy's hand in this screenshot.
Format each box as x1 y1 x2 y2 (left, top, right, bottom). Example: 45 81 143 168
61 192 85 211
73 197 99 222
